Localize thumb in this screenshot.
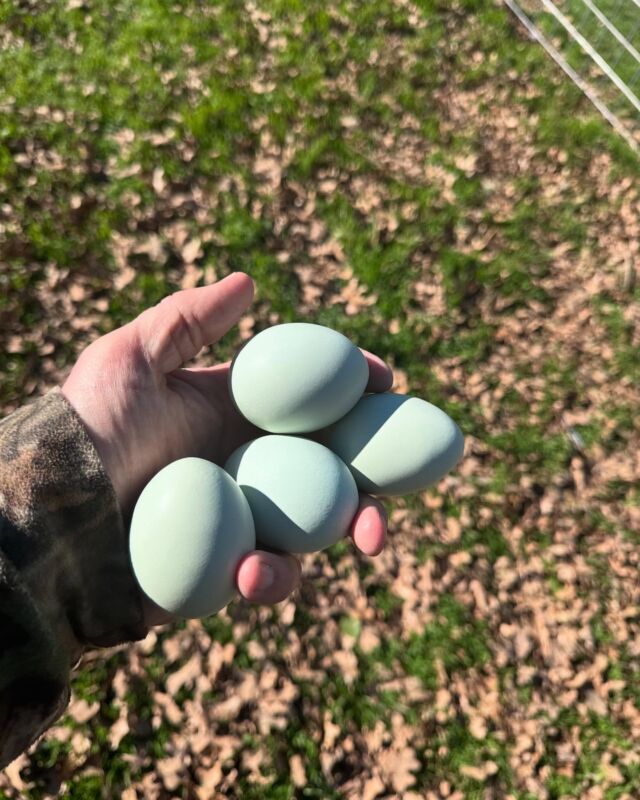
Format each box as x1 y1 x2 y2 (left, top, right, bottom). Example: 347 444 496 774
133 272 254 373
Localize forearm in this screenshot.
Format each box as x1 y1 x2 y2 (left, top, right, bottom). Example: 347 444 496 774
0 388 147 768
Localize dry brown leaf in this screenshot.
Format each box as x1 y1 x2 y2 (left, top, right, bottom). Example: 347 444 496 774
2 754 32 793
69 283 87 303
162 636 183 664
210 694 243 722
182 237 203 263
332 649 359 684
134 234 165 263
67 697 100 725
256 675 298 735
460 761 499 781
331 274 378 316
392 366 409 394
140 771 162 800
340 115 358 129
114 265 137 291
238 315 255 341
378 745 420 792
195 763 223 800
362 774 385 800
6 336 24 354
207 641 236 681
323 711 341 750
154 692 183 726
108 708 130 749
156 755 184 791
242 749 271 785
289 754 306 788
152 167 166 195
469 714 488 739
180 263 203 289
68 731 92 768
359 626 381 654
165 653 202 696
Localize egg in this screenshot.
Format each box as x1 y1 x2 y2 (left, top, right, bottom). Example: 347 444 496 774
318 393 465 496
129 457 255 618
229 322 369 433
224 435 359 553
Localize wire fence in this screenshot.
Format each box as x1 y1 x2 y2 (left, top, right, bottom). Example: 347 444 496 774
504 0 640 152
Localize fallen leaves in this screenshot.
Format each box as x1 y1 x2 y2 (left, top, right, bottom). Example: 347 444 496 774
156 755 185 792
165 652 202 696
66 697 99 725
207 640 236 682
181 237 203 265
1 2 640 799
133 233 165 264
460 760 499 781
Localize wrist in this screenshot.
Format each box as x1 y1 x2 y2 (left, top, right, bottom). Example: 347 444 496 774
60 384 129 514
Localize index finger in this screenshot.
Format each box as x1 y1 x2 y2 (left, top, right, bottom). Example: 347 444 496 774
361 349 394 393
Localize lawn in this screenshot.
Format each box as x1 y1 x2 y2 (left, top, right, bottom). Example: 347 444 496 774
530 0 640 124
1 0 639 798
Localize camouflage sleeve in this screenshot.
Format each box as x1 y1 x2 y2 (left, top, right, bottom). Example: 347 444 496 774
0 388 148 768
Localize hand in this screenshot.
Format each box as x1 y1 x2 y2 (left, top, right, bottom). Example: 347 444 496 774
62 272 392 626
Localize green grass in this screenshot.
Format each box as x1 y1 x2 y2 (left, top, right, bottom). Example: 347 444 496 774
538 0 640 90
2 0 640 798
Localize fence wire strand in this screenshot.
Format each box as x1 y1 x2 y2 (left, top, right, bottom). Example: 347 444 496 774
504 0 639 151
577 0 640 66
540 0 640 113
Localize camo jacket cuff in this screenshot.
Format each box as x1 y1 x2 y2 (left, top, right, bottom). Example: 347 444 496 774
0 388 147 768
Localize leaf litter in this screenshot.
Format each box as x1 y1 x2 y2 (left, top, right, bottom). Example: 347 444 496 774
1 1 640 798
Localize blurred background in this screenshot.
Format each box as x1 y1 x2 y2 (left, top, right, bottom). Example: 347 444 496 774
1 1 639 798
506 0 640 152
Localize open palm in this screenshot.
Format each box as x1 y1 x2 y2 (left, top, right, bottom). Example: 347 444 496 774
62 273 391 625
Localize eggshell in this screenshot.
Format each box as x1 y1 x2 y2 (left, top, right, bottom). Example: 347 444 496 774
318 393 464 496
224 435 359 553
129 457 255 619
229 322 369 433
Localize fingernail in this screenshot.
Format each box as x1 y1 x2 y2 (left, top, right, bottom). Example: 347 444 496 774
369 352 387 368
255 562 275 591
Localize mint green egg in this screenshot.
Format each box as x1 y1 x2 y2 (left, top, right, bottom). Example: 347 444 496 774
129 457 255 619
229 323 369 433
319 393 465 496
224 435 359 554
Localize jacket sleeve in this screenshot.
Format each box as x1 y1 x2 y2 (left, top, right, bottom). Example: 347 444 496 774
0 388 148 768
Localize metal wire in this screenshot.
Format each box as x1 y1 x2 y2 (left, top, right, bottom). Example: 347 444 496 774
577 0 640 65
503 0 639 151
540 0 640 112
628 64 640 89
569 0 605 52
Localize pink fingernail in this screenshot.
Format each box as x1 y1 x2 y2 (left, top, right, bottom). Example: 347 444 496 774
256 563 275 591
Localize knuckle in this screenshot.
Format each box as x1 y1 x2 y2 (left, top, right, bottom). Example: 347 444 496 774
169 300 202 359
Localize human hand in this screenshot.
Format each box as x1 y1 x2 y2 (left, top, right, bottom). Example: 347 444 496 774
62 272 393 625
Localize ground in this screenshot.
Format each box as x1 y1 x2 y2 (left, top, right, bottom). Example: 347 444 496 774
1 1 639 798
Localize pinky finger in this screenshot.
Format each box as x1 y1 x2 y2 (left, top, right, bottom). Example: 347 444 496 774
349 493 387 556
236 550 302 604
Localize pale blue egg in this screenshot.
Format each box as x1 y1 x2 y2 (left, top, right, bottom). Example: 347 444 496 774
229 323 369 433
318 393 464 495
224 435 359 553
129 457 255 618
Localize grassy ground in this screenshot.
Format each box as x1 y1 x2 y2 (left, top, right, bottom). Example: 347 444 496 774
527 0 640 129
1 0 640 798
